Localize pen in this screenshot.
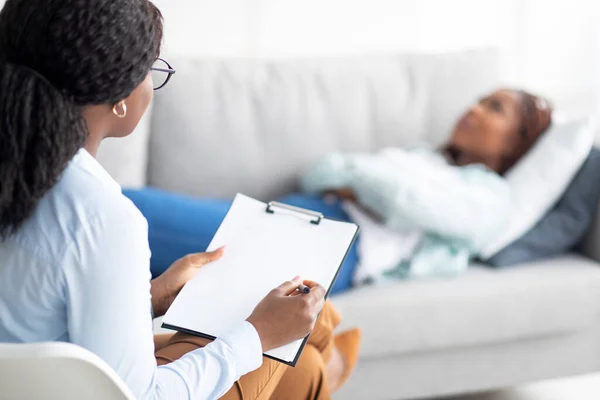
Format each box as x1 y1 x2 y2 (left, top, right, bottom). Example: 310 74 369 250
297 284 311 294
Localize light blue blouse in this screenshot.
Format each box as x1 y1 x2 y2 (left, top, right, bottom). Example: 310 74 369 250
0 149 263 399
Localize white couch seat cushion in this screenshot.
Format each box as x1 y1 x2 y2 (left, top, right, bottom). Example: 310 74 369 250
332 255 600 360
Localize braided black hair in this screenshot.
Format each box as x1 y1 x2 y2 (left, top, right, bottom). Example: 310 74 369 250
0 0 163 238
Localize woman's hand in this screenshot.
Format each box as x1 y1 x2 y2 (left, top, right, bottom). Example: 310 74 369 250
247 278 326 352
150 248 225 317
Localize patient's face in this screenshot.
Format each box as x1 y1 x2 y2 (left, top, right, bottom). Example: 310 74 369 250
448 90 523 171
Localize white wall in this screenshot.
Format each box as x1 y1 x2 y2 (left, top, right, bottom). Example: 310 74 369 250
1 0 598 117
508 0 600 117
255 0 511 55
152 0 599 118
154 0 513 57
152 0 259 57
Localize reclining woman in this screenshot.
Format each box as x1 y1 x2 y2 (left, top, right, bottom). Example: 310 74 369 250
0 0 359 399
126 89 553 294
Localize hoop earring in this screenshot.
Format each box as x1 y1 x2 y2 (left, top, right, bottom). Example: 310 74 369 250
112 101 127 118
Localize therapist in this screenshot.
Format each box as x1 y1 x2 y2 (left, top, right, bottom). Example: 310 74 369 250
0 0 359 399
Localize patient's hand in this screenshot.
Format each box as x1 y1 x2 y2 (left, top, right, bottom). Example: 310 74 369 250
326 188 383 222
150 247 225 317
324 187 357 202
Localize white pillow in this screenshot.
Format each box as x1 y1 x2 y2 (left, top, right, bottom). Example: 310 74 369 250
480 115 596 259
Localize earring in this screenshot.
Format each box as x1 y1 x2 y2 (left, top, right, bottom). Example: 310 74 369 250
112 101 127 118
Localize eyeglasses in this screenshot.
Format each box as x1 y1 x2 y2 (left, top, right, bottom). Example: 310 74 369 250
151 58 176 90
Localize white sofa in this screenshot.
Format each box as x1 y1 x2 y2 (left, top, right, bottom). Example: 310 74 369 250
98 49 600 400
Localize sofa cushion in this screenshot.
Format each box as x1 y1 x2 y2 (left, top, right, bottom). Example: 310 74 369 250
148 49 500 201
332 255 600 359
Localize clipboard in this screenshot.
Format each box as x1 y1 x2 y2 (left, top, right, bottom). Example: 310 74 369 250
162 193 359 366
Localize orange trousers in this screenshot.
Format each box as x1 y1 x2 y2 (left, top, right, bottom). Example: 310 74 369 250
154 301 341 400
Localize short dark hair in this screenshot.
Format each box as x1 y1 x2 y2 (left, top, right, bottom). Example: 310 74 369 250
0 0 163 238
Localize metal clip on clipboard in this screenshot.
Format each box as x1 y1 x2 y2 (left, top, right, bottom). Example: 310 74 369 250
265 201 324 225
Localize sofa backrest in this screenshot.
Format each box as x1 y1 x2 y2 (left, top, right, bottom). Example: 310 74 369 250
146 49 501 201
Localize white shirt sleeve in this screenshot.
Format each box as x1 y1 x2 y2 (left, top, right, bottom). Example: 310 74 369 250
63 196 263 400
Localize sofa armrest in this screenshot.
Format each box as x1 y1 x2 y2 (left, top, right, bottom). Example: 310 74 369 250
580 201 600 262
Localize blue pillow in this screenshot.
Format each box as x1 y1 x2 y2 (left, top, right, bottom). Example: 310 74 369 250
123 188 232 278
487 148 600 267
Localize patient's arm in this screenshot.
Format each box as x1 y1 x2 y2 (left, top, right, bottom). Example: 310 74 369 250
301 150 511 249
350 153 511 248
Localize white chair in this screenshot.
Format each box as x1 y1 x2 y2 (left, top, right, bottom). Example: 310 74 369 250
0 342 134 400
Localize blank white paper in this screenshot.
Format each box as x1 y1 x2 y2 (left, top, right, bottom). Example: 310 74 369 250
162 193 359 364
